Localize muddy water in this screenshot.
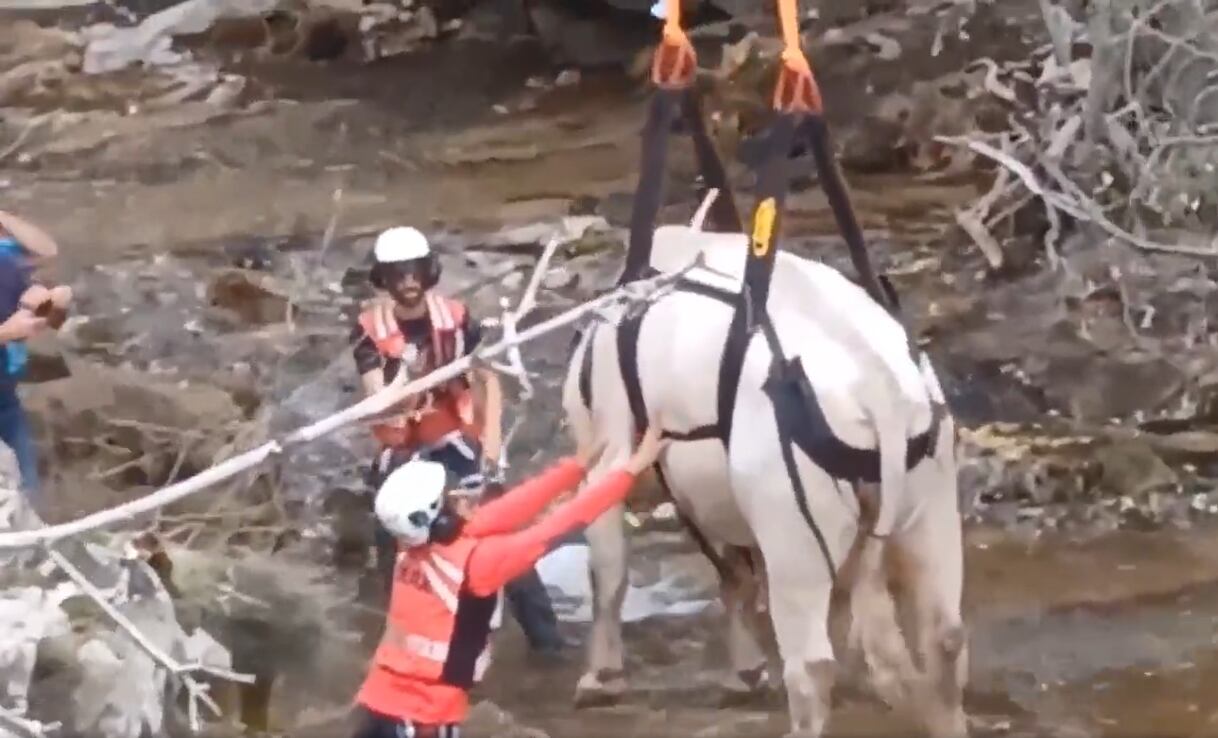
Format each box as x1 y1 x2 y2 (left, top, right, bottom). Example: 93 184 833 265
462 526 1218 738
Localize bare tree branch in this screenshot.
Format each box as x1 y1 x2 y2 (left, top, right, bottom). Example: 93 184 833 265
46 549 254 732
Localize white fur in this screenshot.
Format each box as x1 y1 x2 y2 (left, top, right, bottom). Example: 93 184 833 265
561 225 968 737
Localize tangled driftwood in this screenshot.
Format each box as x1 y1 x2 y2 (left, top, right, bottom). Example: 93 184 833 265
940 0 1218 268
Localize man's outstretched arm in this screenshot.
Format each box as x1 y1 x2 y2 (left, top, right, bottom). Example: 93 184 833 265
463 456 589 538
464 425 667 596
464 470 637 596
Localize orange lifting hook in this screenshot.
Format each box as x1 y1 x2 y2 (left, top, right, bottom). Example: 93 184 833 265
772 0 823 114
650 0 696 89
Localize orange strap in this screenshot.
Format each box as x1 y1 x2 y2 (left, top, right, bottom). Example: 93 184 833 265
651 0 696 89
771 0 824 114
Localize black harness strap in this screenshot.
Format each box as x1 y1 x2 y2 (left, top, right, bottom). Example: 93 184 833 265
615 307 650 430
756 315 837 579
742 114 799 317
680 90 743 234
621 86 743 286
613 300 733 583
622 90 683 286
769 352 940 482
797 115 893 319
441 587 499 689
577 323 596 410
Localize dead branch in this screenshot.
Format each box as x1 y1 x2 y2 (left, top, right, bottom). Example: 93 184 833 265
936 134 1218 257
944 0 1218 269
483 235 561 399
46 549 254 732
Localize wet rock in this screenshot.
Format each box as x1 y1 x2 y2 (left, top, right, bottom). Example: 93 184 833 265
1144 431 1218 466
81 0 283 74
206 268 291 327
554 68 580 87
1042 353 1186 424
0 20 82 108
535 538 717 623
1093 440 1178 501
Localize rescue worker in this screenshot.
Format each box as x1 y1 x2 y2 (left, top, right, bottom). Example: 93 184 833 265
349 225 565 656
352 422 667 738
0 211 71 510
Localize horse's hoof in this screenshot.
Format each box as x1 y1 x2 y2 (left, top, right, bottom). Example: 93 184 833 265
573 671 627 708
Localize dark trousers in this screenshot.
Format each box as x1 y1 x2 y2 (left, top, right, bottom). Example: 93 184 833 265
370 437 565 653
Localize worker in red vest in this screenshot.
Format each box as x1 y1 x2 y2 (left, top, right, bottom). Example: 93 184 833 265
350 225 564 656
351 422 666 738
352 226 496 485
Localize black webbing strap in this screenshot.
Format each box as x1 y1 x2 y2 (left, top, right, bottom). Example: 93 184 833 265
756 314 837 581
742 114 799 318
797 115 893 318
613 300 732 582
680 90 743 233
621 86 743 286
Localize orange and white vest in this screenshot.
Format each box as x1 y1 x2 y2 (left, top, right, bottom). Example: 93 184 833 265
359 294 480 450
373 537 504 688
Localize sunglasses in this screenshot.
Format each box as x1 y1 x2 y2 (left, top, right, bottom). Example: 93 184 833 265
379 260 430 280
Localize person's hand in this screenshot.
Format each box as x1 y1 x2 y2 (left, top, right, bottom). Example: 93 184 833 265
48 285 72 310
3 310 46 341
18 285 50 313
624 421 668 476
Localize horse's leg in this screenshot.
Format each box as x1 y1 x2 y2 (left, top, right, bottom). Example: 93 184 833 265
562 324 633 707
729 392 850 738
890 421 968 738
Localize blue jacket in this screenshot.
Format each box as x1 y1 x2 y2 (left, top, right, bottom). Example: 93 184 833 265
0 238 31 385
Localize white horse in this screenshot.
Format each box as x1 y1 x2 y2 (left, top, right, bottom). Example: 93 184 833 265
560 219 967 738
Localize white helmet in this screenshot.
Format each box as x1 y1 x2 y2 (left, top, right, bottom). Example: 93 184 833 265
373 226 431 264
374 459 449 548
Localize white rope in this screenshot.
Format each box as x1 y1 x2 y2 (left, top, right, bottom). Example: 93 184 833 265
0 262 695 550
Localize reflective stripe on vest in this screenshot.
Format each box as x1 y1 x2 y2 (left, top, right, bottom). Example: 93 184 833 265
359 295 477 448
374 540 504 687
381 627 494 683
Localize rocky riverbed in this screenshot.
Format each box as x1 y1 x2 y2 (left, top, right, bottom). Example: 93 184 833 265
5 0 1218 736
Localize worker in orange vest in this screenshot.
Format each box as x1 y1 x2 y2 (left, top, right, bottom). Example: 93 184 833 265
350 225 564 656
351 421 666 738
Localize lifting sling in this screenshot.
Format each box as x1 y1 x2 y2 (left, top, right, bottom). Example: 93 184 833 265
577 0 949 580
